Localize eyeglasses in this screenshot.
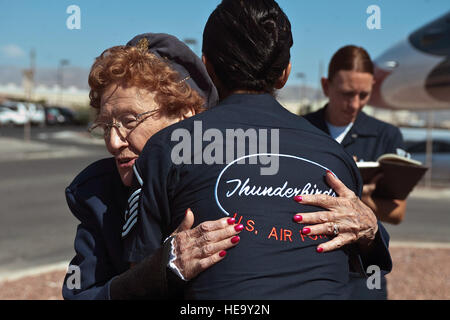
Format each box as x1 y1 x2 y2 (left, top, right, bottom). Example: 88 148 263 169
88 109 158 139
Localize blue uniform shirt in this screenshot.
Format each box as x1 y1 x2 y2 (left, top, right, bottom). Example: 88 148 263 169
63 158 129 300
123 93 371 299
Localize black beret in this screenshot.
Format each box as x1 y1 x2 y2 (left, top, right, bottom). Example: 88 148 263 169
126 33 218 110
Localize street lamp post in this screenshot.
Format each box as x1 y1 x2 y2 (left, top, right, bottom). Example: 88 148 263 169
57 59 70 105
425 111 434 187
22 49 36 142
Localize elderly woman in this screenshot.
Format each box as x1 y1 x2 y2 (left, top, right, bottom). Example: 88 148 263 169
63 33 243 299
122 0 391 299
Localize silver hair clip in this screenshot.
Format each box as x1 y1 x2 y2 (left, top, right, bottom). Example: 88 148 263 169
178 76 191 83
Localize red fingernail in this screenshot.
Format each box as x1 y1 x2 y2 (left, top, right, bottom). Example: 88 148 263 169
185 208 190 216
231 236 240 244
234 224 244 232
293 214 303 222
219 250 227 257
227 218 236 225
317 247 324 253
302 228 311 234
294 195 302 202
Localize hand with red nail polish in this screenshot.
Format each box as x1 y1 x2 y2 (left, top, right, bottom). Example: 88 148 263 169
292 171 379 253
168 208 243 280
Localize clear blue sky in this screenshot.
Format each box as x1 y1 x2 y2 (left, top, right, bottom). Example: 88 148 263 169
0 0 449 87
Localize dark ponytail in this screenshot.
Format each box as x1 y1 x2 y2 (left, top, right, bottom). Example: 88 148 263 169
202 0 293 94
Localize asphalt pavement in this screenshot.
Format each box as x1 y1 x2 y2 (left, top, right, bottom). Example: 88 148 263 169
0 126 449 278
0 126 109 277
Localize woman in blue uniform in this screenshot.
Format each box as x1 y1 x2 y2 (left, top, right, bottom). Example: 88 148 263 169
123 0 391 299
305 45 407 225
304 45 406 299
62 33 244 299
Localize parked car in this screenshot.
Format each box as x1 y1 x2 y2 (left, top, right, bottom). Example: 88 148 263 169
44 106 79 125
26 102 46 125
44 106 66 125
0 100 45 126
55 106 78 124
0 104 28 126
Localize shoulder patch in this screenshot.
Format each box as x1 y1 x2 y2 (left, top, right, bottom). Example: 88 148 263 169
122 188 141 238
133 164 144 186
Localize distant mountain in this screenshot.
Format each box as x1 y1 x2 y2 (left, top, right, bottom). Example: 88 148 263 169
1 65 449 127
0 65 90 90
0 66 22 85
0 65 325 102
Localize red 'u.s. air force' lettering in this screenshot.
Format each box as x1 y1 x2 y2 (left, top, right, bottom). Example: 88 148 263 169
267 227 327 242
231 213 327 242
267 227 293 242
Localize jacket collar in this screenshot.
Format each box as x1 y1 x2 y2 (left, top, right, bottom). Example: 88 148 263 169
209 93 328 137
339 108 378 147
219 92 275 108
314 104 379 146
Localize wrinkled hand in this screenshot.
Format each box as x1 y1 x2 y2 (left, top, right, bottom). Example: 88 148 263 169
169 209 242 280
293 171 378 253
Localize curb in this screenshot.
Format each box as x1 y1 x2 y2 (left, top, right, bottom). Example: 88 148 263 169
409 187 450 199
390 241 450 249
0 148 93 162
0 261 68 283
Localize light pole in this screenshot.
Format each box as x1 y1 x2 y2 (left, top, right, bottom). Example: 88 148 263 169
22 48 36 141
57 59 69 105
425 111 434 187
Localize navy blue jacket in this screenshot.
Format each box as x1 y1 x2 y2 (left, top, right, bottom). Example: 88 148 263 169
304 106 405 161
123 93 389 299
62 158 130 300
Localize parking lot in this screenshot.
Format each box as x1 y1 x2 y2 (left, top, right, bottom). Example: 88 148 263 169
0 98 90 128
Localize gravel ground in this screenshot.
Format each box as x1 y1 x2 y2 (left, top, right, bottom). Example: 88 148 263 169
386 247 450 300
0 247 448 300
